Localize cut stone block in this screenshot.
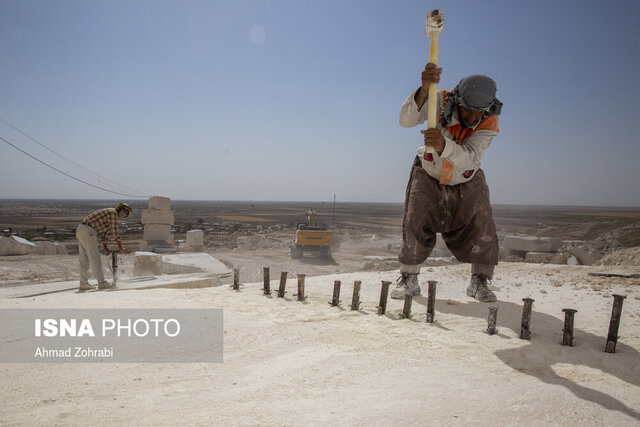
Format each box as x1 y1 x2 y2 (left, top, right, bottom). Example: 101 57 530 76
35 241 59 255
148 196 170 211
186 230 204 250
142 224 173 243
133 252 163 276
141 209 175 225
0 236 36 256
502 235 562 253
56 244 68 255
565 246 603 266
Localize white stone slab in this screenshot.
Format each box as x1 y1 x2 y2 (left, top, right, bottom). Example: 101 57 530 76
0 236 36 256
161 253 231 275
133 252 163 276
148 196 170 211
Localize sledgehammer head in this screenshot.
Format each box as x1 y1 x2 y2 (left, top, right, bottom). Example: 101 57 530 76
425 9 444 37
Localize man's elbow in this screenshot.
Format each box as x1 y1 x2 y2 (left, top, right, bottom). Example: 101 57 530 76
399 116 416 128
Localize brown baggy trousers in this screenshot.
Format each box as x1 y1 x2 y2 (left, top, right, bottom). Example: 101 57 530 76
398 157 499 278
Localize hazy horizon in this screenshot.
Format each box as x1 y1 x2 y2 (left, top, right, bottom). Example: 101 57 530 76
1 197 639 210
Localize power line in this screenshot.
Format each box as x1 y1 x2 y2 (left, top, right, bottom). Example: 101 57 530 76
1 135 147 198
0 116 147 197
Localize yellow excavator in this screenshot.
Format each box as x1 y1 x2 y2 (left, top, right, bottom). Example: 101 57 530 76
290 209 331 259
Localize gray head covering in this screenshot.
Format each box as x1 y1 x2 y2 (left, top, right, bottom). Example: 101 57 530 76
441 74 503 127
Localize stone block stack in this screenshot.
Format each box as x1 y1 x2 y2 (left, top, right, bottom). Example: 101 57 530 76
139 196 176 253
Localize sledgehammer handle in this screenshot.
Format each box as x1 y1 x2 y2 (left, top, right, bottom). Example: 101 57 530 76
426 34 440 136
424 9 443 156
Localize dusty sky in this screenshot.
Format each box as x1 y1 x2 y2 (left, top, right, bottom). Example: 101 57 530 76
1 0 639 206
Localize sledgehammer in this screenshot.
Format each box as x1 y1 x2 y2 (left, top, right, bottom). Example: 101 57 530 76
424 9 444 161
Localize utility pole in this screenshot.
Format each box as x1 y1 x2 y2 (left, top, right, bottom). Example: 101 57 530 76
333 194 336 225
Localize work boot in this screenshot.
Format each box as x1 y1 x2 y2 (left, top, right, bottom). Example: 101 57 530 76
78 283 95 291
97 281 113 290
390 273 421 299
466 274 496 302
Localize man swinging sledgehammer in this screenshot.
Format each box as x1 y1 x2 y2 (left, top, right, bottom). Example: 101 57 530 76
391 63 503 302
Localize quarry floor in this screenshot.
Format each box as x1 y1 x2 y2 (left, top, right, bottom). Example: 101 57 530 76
1 262 640 425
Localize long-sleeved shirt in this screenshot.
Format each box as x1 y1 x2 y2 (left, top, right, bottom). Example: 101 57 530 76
81 208 120 245
399 88 499 186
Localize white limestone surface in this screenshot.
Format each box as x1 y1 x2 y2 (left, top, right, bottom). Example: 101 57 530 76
1 263 639 425
0 274 215 298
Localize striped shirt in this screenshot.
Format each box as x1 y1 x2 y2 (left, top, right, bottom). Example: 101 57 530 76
81 208 120 244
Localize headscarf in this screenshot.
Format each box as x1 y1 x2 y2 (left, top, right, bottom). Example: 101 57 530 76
440 74 503 127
